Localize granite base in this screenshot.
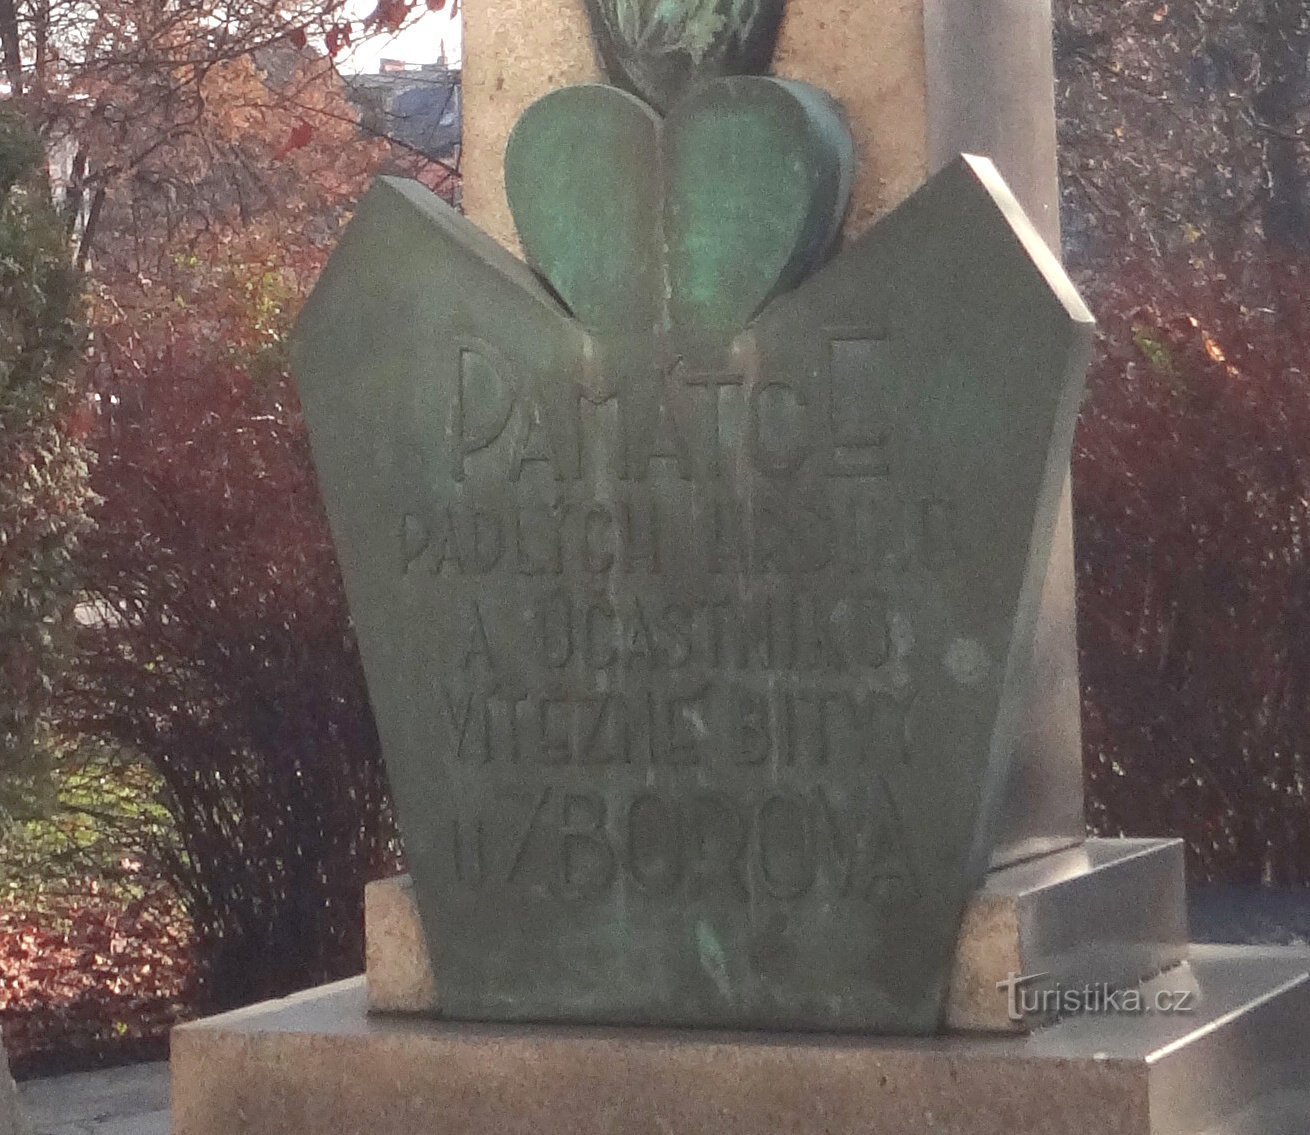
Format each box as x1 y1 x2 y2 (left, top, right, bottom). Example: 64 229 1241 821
173 946 1310 1135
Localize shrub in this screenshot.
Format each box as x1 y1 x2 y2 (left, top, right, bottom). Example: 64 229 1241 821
1076 264 1310 884
61 266 399 1007
0 110 91 827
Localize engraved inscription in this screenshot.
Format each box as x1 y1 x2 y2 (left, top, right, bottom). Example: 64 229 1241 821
447 784 920 904
400 493 955 580
418 337 967 919
429 684 913 769
439 343 931 484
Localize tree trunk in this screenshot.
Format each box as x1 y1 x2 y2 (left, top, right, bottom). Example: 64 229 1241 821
31 0 47 86
0 0 22 98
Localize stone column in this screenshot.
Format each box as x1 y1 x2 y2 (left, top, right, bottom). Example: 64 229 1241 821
461 0 1082 868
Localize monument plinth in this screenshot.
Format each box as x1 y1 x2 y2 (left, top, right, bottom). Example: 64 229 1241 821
174 947 1310 1135
172 0 1310 1129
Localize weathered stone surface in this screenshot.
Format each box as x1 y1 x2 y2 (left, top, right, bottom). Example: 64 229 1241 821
366 874 436 1014
293 151 1091 1032
947 838 1188 1031
173 948 1310 1135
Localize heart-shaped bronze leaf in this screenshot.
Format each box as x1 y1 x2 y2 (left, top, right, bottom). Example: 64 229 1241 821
505 76 853 336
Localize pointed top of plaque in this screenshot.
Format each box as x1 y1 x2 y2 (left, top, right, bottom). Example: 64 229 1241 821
582 0 788 112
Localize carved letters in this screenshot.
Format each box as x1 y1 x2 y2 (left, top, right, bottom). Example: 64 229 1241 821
414 336 949 910
450 339 900 485
449 784 919 904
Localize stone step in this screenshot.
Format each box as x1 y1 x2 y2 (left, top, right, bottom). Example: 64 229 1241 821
950 835 1188 1029
1034 945 1310 1135
172 944 1310 1135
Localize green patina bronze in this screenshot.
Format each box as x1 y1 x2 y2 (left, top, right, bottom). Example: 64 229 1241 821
506 76 852 334
581 0 788 113
291 12 1093 1034
502 85 661 333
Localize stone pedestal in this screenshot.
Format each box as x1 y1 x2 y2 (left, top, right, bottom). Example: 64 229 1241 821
365 838 1190 1032
948 838 1188 1030
464 0 1061 251
172 947 1310 1135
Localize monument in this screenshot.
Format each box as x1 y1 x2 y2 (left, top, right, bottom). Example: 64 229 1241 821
293 33 1093 1033
171 0 1310 1131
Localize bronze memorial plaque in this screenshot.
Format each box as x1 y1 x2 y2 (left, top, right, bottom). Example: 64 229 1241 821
292 1 1092 1033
